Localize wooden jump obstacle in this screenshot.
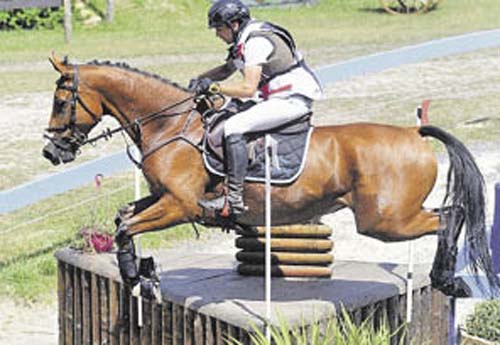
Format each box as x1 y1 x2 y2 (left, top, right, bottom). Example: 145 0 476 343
236 225 334 277
55 247 452 344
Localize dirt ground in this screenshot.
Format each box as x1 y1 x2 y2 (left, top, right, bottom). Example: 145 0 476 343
1 48 500 343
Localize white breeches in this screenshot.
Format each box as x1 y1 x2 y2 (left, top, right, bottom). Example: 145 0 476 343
224 97 311 137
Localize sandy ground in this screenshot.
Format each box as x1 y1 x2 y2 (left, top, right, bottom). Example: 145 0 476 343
1 49 500 343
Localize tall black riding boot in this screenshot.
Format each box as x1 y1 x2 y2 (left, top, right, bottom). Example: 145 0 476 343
199 134 248 215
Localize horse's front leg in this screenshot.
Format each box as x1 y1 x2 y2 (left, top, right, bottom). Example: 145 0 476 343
114 194 160 227
115 193 199 286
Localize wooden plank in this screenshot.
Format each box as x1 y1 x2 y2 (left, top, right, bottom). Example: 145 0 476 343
91 273 100 345
173 304 184 345
151 302 162 345
119 285 130 345
227 324 239 344
129 295 140 345
194 313 205 345
163 301 173 345
109 280 120 345
0 0 62 10
99 277 110 345
215 319 225 345
64 264 75 345
205 316 215 345
409 287 422 342
73 268 82 345
236 251 333 265
442 295 451 344
421 286 432 344
431 289 443 345
238 326 250 344
237 264 332 277
140 300 152 345
185 308 194 345
398 294 408 345
82 271 91 345
235 237 333 252
249 225 333 238
58 261 66 345
387 295 399 345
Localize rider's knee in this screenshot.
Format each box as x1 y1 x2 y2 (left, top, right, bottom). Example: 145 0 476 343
224 117 245 137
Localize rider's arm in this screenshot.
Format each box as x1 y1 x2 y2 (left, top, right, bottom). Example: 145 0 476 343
198 61 237 81
218 36 273 99
219 65 261 98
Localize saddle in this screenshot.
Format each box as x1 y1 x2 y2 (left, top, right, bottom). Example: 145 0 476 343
200 99 313 184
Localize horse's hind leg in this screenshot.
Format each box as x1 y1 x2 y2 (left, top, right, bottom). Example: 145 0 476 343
354 195 440 242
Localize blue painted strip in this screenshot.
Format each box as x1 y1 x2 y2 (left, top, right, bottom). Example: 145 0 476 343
491 183 500 273
316 29 500 85
2 29 500 214
0 151 130 213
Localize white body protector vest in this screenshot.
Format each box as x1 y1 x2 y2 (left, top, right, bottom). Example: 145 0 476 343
230 20 323 101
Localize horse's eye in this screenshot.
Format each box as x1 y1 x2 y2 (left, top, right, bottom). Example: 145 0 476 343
54 98 68 110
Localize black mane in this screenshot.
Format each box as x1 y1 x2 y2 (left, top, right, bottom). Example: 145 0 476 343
85 59 189 91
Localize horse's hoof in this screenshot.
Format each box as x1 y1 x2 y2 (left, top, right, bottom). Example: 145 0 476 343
131 278 161 302
451 277 473 297
432 277 472 297
115 223 131 245
114 204 134 227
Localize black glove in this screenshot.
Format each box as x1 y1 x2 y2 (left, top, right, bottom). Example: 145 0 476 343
188 77 200 91
194 77 221 95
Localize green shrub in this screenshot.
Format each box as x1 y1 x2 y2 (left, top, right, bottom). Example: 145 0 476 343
0 7 63 30
226 307 408 345
465 300 500 342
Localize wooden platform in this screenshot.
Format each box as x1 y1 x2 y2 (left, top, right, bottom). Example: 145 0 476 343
55 248 451 344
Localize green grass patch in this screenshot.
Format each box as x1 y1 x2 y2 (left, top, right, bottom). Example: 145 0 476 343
0 171 205 302
1 0 500 93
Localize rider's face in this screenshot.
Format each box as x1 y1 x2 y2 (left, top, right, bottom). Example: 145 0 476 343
215 22 238 44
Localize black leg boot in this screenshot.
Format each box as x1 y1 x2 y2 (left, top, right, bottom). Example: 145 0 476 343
199 134 248 215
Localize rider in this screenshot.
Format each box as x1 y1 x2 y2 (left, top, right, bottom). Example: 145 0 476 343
194 0 323 215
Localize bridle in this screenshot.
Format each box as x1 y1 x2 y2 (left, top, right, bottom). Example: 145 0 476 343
45 64 200 167
44 65 102 151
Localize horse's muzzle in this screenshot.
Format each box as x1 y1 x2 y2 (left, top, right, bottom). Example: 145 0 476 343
42 141 76 165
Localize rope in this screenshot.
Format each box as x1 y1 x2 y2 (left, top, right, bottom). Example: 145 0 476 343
0 183 134 237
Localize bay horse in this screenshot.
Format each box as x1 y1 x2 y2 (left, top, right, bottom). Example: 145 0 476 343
43 55 500 298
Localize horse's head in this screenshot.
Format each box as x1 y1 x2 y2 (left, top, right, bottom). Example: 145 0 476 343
43 55 104 165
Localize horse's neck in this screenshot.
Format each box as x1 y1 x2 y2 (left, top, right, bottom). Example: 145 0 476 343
87 66 192 144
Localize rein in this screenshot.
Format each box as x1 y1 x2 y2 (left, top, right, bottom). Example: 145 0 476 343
83 93 197 147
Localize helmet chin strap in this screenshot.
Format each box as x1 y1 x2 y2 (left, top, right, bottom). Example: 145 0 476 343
228 18 249 45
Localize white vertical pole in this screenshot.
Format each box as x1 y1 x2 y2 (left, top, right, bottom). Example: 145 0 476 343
63 0 72 43
406 241 414 323
134 146 143 328
264 135 272 343
407 104 425 323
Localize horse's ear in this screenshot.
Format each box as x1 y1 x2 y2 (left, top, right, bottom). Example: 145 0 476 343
49 52 70 75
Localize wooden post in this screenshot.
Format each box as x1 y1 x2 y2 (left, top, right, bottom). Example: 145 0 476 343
63 0 72 43
106 0 114 22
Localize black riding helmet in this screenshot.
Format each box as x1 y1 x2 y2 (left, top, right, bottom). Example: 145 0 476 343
208 0 250 29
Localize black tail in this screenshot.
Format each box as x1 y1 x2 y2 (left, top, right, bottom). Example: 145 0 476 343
419 125 500 296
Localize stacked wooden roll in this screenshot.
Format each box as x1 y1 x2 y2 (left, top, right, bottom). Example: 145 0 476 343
236 224 334 278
